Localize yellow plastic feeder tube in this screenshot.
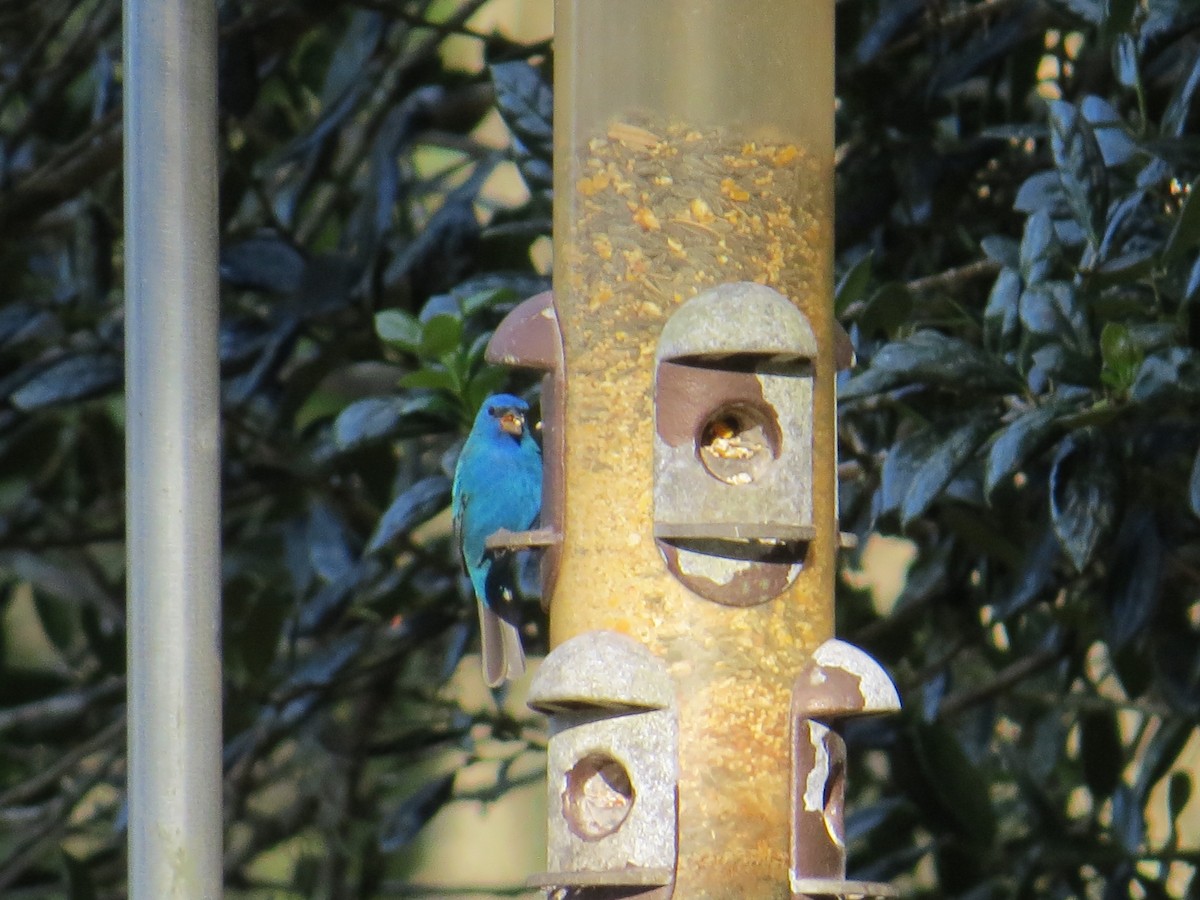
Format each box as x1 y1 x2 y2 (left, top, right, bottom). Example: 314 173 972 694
550 2 836 897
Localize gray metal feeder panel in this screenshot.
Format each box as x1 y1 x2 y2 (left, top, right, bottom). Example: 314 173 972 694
528 630 678 891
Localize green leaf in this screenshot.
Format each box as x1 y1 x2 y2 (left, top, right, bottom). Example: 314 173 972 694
858 282 914 336
1099 322 1143 391
1089 248 1156 288
398 368 456 391
1131 348 1200 405
1049 431 1118 572
379 772 456 852
420 313 463 358
1113 643 1152 698
1020 282 1091 353
1080 710 1123 798
234 586 291 682
1167 772 1192 832
1106 508 1161 649
62 851 97 900
1019 209 1056 285
1028 344 1067 392
1187 255 1200 301
1111 783 1145 854
1048 100 1108 244
1162 45 1200 138
835 252 873 315
934 844 987 894
460 286 517 318
490 61 552 155
1102 0 1137 40
31 590 76 654
465 330 494 366
1162 178 1200 263
879 427 945 517
984 267 1021 350
320 11 382 106
901 416 992 526
1058 0 1102 24
1190 447 1200 519
307 502 355 583
1126 322 1178 355
1099 191 1147 261
81 604 125 676
1015 172 1062 216
1137 720 1195 794
980 236 1020 269
9 354 122 411
334 394 454 450
221 236 306 294
0 301 48 348
375 309 422 351
1081 96 1137 167
994 528 1060 618
464 366 509 413
334 396 407 450
985 403 1065 497
1135 878 1173 900
910 722 997 847
841 330 1014 399
490 61 553 192
366 476 452 553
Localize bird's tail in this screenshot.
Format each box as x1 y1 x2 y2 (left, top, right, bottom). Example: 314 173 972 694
478 594 526 688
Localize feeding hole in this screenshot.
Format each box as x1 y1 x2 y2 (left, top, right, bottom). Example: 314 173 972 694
562 752 634 841
698 403 780 485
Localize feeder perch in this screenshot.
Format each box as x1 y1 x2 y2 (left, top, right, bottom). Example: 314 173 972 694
484 290 565 603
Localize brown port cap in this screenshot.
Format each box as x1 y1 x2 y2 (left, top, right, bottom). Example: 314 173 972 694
484 291 565 605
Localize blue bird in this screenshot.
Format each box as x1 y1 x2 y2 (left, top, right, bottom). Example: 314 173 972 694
452 394 542 687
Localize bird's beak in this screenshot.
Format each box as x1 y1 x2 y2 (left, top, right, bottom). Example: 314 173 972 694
499 412 524 437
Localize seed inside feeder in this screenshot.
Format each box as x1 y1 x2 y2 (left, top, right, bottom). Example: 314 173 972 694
698 405 777 485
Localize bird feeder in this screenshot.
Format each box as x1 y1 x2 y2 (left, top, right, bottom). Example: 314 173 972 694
487 2 899 897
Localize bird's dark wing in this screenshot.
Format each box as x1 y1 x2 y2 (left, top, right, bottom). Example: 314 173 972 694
451 486 469 570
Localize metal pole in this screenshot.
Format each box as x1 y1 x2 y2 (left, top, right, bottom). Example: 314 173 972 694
124 0 222 896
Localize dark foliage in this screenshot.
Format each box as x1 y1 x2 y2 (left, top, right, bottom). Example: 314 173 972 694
0 1 548 896
0 0 1196 897
836 2 1200 896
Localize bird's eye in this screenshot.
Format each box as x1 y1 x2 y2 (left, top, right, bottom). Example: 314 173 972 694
488 406 498 416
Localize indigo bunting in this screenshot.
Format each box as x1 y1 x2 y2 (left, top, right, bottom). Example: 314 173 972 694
452 394 542 686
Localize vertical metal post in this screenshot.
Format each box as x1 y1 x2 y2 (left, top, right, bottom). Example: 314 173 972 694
124 0 222 896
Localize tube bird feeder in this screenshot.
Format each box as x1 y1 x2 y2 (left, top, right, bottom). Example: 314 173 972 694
487 3 899 898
